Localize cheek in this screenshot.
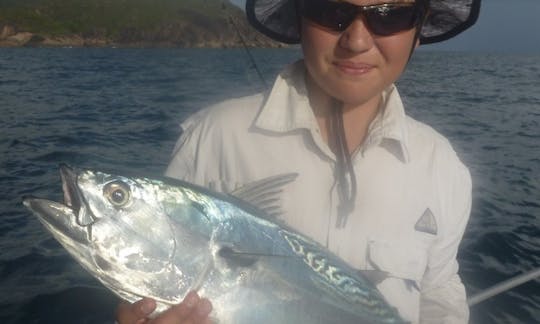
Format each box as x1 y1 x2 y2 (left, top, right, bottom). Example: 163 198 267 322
376 31 416 68
300 21 336 63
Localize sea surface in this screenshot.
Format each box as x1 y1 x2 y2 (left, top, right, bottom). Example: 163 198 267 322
0 48 538 324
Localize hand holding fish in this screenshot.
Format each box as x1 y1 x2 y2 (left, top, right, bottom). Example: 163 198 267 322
116 291 213 324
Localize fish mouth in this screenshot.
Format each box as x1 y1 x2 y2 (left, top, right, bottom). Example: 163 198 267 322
23 164 92 244
60 163 97 227
60 163 82 215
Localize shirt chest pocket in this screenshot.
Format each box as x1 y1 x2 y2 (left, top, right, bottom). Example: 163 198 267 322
366 240 429 286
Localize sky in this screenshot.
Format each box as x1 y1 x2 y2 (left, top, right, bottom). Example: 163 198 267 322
231 0 540 54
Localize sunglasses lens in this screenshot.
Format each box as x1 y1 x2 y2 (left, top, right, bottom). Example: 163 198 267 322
365 5 420 36
303 0 357 31
302 0 421 36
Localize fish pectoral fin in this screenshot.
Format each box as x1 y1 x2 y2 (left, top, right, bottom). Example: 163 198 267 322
218 246 259 268
217 246 293 268
229 173 298 220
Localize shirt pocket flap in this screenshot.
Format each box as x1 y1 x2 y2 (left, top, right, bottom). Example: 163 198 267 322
367 240 427 283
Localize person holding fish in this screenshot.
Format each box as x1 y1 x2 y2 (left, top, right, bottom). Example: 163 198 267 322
117 0 481 323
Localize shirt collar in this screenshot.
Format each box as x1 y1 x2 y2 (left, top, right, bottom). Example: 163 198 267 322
363 85 410 163
254 60 316 132
254 60 410 163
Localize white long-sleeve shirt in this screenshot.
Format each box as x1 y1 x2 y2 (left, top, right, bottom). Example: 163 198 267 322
166 61 471 323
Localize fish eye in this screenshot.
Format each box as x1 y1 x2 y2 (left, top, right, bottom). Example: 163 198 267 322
103 181 131 207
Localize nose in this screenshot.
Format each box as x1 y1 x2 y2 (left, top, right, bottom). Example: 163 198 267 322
338 17 374 53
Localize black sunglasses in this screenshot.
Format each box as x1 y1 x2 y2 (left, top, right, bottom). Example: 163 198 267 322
299 0 426 36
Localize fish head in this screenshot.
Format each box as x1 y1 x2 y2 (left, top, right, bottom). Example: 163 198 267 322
72 166 178 270
23 164 216 306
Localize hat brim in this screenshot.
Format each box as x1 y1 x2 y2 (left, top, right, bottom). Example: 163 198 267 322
246 0 301 44
246 0 481 45
420 0 481 44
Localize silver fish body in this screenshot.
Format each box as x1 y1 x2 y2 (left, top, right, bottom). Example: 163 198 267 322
23 165 405 323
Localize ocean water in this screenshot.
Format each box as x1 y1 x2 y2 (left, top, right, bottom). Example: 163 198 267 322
0 48 538 323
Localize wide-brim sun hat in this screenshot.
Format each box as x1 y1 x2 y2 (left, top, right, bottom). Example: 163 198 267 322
246 0 481 45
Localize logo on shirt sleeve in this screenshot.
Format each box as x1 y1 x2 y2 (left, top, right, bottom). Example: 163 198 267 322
414 208 437 235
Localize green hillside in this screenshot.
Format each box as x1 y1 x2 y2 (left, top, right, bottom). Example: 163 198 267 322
0 0 279 47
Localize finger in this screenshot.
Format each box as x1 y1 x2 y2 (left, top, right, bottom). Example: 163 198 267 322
177 298 213 324
151 291 201 324
188 298 213 323
116 298 156 324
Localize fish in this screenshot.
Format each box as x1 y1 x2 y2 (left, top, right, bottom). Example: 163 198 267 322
23 164 405 324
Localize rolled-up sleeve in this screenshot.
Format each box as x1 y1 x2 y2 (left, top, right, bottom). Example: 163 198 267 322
420 155 472 323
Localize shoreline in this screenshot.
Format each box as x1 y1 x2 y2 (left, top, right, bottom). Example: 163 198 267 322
0 26 284 49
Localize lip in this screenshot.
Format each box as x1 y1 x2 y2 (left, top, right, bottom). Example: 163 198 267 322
333 61 374 76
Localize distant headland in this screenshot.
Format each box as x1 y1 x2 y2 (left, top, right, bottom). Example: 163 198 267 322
0 0 282 48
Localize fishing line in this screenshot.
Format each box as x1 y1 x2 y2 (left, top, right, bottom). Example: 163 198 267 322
222 1 269 90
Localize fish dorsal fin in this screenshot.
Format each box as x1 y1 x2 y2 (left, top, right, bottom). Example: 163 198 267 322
230 173 298 220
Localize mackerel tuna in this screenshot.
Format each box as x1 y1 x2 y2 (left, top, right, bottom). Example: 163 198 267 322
23 165 405 323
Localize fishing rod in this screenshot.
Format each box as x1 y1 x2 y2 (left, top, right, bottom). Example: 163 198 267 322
467 267 540 306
